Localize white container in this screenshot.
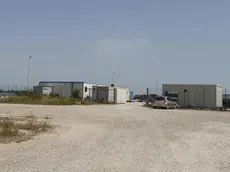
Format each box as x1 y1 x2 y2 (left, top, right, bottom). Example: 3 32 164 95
114 87 129 104
92 86 129 104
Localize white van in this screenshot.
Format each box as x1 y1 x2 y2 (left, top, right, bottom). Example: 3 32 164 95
153 96 178 109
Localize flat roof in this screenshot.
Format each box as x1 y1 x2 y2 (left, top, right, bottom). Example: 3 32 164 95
39 81 95 84
39 81 129 89
93 85 129 89
162 84 223 87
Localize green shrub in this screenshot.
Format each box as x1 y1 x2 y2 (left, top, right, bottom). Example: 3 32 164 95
49 93 60 98
15 90 34 97
63 98 76 105
72 89 80 99
40 96 77 105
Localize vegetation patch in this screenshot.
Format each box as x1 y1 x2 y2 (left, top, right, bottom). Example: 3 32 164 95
80 98 98 105
0 90 117 105
0 112 54 143
0 95 78 105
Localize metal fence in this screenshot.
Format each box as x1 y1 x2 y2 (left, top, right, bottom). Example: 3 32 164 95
0 84 28 91
0 84 32 97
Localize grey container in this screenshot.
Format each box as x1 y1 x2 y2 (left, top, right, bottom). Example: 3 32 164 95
162 84 223 108
39 82 73 97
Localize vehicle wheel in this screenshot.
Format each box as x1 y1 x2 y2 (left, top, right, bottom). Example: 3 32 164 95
153 106 156 109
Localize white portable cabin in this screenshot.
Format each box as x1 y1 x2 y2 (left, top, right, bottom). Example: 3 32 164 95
92 85 129 104
114 87 130 104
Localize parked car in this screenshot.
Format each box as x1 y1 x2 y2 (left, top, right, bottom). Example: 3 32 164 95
153 96 178 109
145 97 155 103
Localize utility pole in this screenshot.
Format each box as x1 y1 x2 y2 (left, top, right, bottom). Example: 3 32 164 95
156 80 158 96
225 88 227 109
7 84 9 97
112 72 115 86
203 87 205 108
27 56 32 91
184 88 187 107
146 88 149 104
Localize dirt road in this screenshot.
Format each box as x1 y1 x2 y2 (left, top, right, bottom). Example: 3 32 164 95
0 103 230 172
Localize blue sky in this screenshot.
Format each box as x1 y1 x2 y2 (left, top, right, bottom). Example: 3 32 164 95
1 0 230 92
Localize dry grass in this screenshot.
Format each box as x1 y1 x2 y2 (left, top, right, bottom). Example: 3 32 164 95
0 112 53 143
0 95 77 105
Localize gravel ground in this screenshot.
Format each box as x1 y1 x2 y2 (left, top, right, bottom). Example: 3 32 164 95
0 103 230 172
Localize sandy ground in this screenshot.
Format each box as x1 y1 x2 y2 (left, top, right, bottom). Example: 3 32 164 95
0 103 230 172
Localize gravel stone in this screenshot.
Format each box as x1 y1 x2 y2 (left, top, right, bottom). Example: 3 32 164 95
0 103 230 172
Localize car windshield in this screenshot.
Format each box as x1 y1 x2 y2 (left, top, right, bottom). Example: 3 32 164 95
166 97 171 101
155 97 165 101
170 98 178 102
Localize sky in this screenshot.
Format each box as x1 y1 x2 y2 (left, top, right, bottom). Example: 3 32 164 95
1 0 230 93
